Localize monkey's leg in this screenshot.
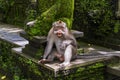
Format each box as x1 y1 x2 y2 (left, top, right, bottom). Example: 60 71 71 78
55 53 64 62
38 49 57 64
38 54 55 64
47 50 56 62
59 45 73 67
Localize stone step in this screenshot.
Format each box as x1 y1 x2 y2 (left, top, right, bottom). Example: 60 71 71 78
12 42 120 77
12 47 108 77
0 23 28 46
107 65 120 77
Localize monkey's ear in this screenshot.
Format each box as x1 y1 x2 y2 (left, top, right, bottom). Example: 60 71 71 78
52 21 56 27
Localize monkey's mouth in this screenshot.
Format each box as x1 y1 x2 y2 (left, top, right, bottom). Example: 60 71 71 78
57 33 62 37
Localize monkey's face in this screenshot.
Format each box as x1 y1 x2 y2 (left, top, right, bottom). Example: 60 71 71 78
53 26 65 38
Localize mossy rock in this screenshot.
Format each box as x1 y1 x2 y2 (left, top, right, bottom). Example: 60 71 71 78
26 0 74 36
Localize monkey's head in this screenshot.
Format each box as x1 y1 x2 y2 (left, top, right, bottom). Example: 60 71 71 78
52 20 67 38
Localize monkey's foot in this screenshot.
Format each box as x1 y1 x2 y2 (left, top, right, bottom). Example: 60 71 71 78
38 59 51 64
59 62 70 68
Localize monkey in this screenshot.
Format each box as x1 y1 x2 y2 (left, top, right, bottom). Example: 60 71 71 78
38 20 77 67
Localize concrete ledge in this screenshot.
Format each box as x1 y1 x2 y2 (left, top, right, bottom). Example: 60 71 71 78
71 30 84 38
12 47 109 77
107 65 120 77
0 23 28 46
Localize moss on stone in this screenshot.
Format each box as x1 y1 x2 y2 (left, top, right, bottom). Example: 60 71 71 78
27 0 74 36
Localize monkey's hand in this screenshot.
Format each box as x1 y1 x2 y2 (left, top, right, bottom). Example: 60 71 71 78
61 43 67 49
64 40 72 45
55 54 64 62
38 59 50 64
61 40 72 49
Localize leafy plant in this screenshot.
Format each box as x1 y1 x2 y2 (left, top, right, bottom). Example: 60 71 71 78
25 0 74 36
74 0 120 38
114 20 120 33
0 0 14 21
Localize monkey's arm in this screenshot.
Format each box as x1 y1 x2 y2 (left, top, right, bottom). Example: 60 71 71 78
68 34 77 48
65 37 77 47
43 38 54 59
70 39 77 47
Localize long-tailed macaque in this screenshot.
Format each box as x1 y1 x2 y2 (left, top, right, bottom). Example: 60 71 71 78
38 20 77 67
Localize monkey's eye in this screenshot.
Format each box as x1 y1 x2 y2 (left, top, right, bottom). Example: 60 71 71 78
54 28 58 31
53 26 65 31
59 26 64 30
60 27 64 29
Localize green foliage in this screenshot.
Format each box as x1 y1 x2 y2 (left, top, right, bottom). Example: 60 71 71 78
26 9 37 21
38 0 56 14
35 47 44 59
0 0 14 11
18 57 42 77
26 0 74 36
75 63 105 80
0 0 15 22
114 20 120 33
0 0 29 26
0 41 27 80
74 0 120 38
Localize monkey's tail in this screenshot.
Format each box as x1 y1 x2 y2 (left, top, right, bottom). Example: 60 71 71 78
75 53 106 59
